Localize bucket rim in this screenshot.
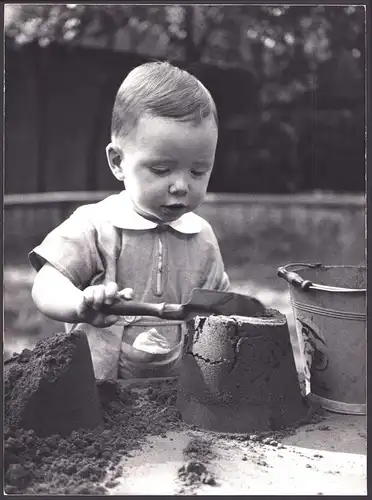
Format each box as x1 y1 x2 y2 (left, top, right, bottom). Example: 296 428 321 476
278 262 366 293
285 262 366 272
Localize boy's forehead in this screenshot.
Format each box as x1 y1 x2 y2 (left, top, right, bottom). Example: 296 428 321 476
116 114 217 150
139 114 217 134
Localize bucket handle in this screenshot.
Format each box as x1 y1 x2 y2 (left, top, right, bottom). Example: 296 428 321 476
277 264 315 291
277 263 366 293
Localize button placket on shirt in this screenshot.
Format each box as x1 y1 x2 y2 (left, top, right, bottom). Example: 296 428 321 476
153 225 168 297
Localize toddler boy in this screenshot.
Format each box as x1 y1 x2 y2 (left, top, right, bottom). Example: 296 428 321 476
30 61 230 380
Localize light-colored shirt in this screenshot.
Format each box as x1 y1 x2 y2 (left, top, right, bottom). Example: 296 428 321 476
29 191 230 380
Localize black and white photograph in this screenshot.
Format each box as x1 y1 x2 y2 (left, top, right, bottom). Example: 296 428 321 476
3 3 367 495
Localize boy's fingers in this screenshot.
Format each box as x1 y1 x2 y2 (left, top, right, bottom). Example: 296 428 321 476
78 288 95 316
83 286 94 304
118 287 134 300
105 282 119 304
83 286 95 305
92 285 106 309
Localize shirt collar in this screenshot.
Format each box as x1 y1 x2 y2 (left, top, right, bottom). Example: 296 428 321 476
102 191 202 234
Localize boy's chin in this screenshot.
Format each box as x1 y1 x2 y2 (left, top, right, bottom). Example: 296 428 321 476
130 203 161 223
135 203 189 223
136 208 172 224
151 211 180 224
158 205 189 222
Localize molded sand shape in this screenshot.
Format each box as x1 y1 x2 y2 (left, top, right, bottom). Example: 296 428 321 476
177 310 307 433
4 330 102 437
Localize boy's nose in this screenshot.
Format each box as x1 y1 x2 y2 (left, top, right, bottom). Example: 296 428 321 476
168 178 189 195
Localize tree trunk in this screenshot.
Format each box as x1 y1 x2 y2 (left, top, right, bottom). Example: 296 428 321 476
183 6 203 63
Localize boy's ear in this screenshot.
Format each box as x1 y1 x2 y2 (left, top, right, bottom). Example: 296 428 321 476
106 143 125 181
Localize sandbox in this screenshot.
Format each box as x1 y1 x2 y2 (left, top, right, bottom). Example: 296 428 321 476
4 328 366 495
4 373 366 495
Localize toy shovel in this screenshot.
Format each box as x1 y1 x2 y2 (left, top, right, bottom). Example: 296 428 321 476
101 288 266 320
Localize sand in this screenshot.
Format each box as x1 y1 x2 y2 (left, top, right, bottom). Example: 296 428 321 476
4 374 366 495
4 330 102 437
4 329 366 495
4 331 184 494
178 312 307 432
106 402 367 496
4 377 183 494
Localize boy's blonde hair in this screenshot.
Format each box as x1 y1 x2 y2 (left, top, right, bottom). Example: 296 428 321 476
111 61 218 141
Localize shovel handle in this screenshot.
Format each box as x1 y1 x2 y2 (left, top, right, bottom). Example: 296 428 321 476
277 267 313 291
101 299 186 320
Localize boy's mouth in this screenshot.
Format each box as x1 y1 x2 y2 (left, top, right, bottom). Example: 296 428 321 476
161 204 187 214
163 203 186 209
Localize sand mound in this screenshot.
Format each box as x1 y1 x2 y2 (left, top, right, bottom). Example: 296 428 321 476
4 330 102 437
177 311 307 433
4 378 182 494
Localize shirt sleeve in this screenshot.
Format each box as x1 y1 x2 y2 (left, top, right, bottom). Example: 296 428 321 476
199 222 231 292
28 206 99 289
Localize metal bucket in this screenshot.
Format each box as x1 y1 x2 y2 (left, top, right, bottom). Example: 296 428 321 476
278 263 366 415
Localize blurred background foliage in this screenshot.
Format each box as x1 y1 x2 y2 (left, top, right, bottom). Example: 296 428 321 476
5 4 365 106
4 4 366 193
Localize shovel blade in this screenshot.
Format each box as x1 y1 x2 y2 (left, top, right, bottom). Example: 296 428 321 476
186 288 266 317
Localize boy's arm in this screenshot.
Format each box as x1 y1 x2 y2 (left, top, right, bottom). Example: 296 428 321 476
29 205 101 288
32 263 121 327
32 263 85 323
203 253 230 292
29 206 124 327
199 223 230 292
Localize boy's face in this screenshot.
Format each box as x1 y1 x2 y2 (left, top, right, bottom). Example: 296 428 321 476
107 115 218 223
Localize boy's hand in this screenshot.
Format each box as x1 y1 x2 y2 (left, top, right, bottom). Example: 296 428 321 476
76 282 134 327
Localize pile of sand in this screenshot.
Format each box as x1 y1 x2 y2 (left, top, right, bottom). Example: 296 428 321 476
4 331 183 494
4 330 102 436
4 377 183 494
178 312 307 433
3 325 320 495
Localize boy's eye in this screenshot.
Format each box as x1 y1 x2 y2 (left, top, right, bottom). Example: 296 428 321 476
150 166 170 175
191 170 208 177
